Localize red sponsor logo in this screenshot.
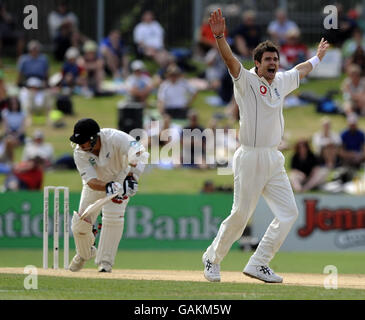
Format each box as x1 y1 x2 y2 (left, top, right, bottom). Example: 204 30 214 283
259 85 267 95
297 199 365 237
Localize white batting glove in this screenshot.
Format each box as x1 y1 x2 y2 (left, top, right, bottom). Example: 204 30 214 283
105 181 122 196
121 176 138 198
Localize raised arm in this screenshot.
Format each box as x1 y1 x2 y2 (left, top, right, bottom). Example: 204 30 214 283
295 38 329 79
209 9 241 79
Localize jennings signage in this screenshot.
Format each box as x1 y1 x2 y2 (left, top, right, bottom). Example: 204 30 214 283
254 194 365 251
0 192 232 249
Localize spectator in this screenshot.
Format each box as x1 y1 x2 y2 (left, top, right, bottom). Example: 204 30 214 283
5 156 44 191
17 40 49 86
17 40 51 125
341 64 365 115
280 28 309 70
22 130 54 168
267 8 299 45
230 10 262 59
0 134 17 164
289 139 329 192
342 28 365 61
60 46 83 91
339 113 365 168
79 40 104 96
312 117 341 169
201 180 216 193
48 0 85 61
1 96 26 147
158 113 182 149
182 110 207 168
0 67 7 120
0 1 25 57
157 64 197 119
133 10 171 66
197 10 227 57
346 45 365 76
99 29 129 80
204 47 226 91
125 60 154 106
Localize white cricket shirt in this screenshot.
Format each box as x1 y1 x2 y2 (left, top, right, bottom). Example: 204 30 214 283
231 64 300 148
73 128 142 185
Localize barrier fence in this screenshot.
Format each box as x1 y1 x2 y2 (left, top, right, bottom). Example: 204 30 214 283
0 191 365 251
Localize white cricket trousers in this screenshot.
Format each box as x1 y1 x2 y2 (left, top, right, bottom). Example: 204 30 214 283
205 145 299 266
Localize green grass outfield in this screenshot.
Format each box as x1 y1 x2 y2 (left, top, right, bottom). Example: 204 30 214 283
0 249 364 300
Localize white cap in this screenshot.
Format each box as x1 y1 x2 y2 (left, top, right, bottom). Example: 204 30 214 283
131 60 145 71
65 47 79 60
33 129 44 140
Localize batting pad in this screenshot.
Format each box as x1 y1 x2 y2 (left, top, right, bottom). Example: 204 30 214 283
95 214 124 266
71 212 95 260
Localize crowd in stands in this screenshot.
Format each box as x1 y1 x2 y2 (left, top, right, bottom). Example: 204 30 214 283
1 2 365 193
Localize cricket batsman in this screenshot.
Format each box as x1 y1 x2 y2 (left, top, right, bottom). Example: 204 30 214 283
69 118 149 272
202 9 329 283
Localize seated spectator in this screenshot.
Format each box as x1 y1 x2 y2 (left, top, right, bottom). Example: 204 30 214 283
5 156 44 191
0 67 7 120
125 60 154 106
280 28 308 70
341 64 365 115
78 40 105 96
17 40 49 86
342 28 365 62
22 130 54 168
201 180 216 193
0 134 17 164
99 29 129 80
133 10 171 67
267 8 299 45
289 139 329 192
312 117 342 169
204 47 226 91
0 1 25 57
196 9 228 57
181 110 207 168
48 0 85 61
346 45 365 76
157 64 197 119
1 96 26 146
17 40 52 125
230 10 261 59
60 46 83 91
339 113 365 168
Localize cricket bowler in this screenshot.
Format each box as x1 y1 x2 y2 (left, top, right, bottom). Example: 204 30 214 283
202 9 329 283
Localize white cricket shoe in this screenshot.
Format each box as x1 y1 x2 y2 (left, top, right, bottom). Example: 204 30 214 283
243 264 283 283
98 261 112 273
69 246 96 272
202 253 221 282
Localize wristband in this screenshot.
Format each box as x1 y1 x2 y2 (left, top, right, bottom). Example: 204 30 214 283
214 34 224 39
308 55 320 68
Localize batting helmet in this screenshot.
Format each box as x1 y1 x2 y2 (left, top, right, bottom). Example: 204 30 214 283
70 118 100 145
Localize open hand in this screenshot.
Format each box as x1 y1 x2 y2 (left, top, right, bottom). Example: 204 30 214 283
316 38 330 61
208 8 226 37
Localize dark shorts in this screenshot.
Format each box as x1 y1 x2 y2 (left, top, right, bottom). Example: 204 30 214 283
165 108 188 119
